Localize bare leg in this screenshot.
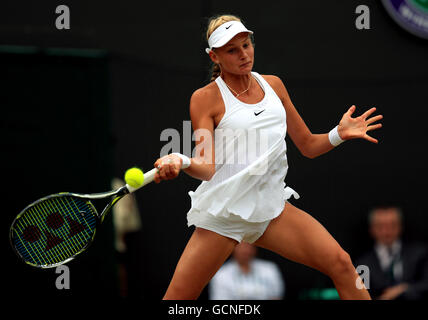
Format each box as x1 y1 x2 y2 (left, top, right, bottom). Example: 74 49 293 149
254 202 371 300
163 227 237 300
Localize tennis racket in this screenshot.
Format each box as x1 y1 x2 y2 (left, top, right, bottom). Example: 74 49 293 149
10 168 157 269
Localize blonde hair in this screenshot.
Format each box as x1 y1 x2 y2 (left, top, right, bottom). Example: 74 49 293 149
206 14 242 82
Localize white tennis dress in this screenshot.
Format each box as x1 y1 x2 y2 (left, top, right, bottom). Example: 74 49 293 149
187 72 299 228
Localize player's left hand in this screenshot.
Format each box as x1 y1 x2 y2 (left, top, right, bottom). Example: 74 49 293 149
337 105 383 143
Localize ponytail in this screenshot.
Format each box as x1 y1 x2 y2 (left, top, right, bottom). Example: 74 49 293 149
209 63 221 82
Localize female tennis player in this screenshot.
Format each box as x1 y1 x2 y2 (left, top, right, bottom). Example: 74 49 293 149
154 14 382 300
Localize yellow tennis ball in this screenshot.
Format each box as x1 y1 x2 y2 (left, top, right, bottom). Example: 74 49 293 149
124 167 144 188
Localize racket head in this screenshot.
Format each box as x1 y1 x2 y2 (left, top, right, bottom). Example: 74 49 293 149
10 193 99 268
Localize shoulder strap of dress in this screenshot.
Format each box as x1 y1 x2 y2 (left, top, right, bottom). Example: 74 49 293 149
251 72 279 98
215 76 237 117
251 72 269 91
215 76 235 102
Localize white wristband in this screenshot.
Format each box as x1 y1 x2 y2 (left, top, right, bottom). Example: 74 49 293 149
328 125 345 147
172 153 191 169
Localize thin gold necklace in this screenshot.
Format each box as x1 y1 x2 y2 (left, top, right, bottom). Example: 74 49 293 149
223 75 252 97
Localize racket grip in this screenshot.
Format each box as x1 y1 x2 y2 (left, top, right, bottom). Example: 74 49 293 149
126 168 157 193
142 168 157 186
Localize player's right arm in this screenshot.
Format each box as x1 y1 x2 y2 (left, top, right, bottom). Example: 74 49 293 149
153 87 217 183
182 87 217 181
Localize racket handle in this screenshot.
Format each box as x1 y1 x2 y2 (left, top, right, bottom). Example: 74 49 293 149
142 168 157 186
126 168 158 193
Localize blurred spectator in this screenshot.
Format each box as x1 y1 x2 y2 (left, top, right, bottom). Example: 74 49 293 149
209 242 285 300
111 177 142 297
356 206 428 300
111 178 142 252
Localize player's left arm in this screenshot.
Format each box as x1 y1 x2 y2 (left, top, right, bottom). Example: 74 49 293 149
264 75 383 159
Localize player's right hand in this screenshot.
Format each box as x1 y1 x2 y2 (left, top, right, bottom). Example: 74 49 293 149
153 154 182 183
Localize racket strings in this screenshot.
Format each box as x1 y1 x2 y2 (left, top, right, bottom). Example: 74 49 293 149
11 196 97 267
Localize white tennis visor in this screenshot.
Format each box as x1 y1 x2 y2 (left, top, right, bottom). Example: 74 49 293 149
205 21 253 54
